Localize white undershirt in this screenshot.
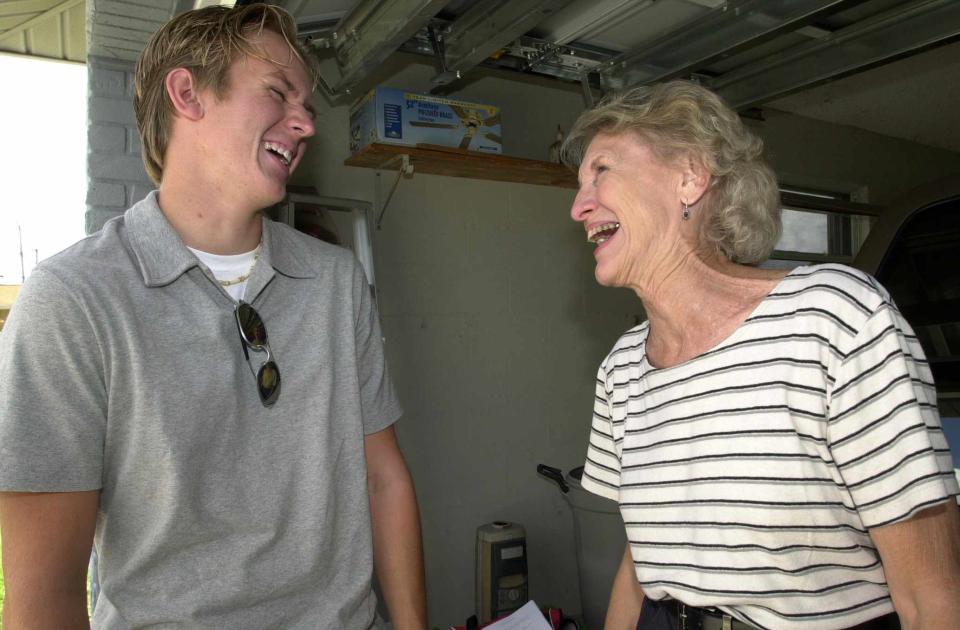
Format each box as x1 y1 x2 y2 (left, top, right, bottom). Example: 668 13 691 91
188 246 259 301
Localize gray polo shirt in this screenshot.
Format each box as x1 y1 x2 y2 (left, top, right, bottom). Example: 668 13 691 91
0 192 402 628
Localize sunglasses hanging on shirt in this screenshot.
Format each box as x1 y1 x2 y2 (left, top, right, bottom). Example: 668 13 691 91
234 301 281 406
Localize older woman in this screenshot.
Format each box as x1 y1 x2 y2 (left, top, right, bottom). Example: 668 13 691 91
564 80 960 630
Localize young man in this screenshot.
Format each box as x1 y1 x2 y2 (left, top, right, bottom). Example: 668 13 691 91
0 5 426 628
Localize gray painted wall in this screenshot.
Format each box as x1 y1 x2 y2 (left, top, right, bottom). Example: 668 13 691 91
84 50 960 626
759 108 960 204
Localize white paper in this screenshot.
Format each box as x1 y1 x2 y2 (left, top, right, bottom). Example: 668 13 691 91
484 600 552 630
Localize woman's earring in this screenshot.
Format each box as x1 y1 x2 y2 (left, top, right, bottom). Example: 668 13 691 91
682 202 690 221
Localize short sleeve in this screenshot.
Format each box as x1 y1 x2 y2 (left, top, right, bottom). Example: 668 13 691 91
0 269 107 491
581 364 622 501
828 300 958 529
352 262 402 435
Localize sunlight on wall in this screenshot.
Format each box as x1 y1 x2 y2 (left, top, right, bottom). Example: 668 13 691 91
0 54 87 284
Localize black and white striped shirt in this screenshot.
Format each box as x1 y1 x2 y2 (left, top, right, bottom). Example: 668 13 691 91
581 264 958 629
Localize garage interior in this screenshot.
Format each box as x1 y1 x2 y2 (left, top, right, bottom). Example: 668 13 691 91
2 0 959 626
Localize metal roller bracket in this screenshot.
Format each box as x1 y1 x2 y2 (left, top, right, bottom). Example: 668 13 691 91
375 154 414 229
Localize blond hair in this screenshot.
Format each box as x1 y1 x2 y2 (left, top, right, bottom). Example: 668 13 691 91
134 4 316 185
562 80 781 264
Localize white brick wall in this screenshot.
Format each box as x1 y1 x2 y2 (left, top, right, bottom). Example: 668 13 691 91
85 55 152 235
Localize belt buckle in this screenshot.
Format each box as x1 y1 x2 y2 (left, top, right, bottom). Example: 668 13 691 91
677 603 701 630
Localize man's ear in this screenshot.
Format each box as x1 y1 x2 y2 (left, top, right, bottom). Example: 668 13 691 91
165 68 204 121
679 154 711 207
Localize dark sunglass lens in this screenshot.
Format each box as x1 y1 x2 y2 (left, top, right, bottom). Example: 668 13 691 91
237 302 268 347
258 361 281 406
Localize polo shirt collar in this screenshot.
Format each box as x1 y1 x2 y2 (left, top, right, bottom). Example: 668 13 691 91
262 214 318 281
125 191 318 288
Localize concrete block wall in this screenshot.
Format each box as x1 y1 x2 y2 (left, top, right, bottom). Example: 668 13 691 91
85 55 152 235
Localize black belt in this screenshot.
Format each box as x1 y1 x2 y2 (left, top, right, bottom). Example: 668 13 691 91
673 601 752 630
659 599 901 630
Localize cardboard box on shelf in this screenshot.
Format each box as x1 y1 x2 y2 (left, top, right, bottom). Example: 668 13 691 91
349 87 502 155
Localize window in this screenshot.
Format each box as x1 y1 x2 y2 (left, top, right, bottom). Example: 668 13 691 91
764 186 877 269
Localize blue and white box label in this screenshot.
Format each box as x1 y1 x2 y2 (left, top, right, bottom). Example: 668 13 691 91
349 87 502 154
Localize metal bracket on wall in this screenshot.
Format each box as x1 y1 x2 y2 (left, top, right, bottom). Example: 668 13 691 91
580 72 595 109
375 154 414 229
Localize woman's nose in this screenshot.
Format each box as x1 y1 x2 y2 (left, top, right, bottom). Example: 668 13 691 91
570 186 595 222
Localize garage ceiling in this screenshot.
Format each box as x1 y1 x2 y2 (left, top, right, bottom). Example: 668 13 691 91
292 0 960 154
0 0 86 63
769 38 960 154
2 0 958 153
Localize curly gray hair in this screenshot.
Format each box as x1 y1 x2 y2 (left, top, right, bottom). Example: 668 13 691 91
562 80 781 264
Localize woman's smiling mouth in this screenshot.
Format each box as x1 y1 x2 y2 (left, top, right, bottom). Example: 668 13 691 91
587 222 620 244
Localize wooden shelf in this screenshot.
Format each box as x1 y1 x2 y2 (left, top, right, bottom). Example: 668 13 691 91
344 143 577 189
